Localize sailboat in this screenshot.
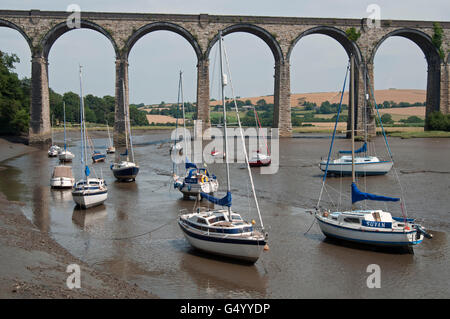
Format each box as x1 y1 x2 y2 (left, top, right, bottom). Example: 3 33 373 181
110 82 139 181
172 71 219 199
248 106 271 167
178 31 268 263
315 55 432 249
106 121 115 154
48 114 61 157
318 62 392 176
72 65 108 209
58 102 75 162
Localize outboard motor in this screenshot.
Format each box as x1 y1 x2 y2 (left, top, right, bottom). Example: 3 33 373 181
416 224 433 239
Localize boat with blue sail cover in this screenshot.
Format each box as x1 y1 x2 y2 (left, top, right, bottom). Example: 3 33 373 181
318 57 393 177
178 31 268 263
173 161 219 199
92 150 106 163
72 65 107 209
319 142 393 176
315 56 431 249
172 71 218 198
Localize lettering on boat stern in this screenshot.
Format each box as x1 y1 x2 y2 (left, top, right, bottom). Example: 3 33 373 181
179 302 271 316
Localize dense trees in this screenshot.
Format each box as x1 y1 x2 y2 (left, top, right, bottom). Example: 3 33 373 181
426 111 450 131
0 50 149 135
0 52 30 134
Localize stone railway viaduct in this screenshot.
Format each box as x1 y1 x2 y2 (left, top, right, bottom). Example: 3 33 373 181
0 10 448 144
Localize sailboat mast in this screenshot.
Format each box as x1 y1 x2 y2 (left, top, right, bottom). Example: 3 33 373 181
180 71 188 158
122 82 130 162
219 31 232 216
107 121 112 148
350 54 356 184
254 106 259 151
63 101 67 151
79 65 87 179
51 113 54 147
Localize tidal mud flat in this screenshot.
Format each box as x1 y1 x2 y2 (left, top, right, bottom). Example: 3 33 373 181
0 137 155 298
0 132 449 299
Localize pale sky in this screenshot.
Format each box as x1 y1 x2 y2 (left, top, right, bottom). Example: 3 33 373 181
0 1 449 104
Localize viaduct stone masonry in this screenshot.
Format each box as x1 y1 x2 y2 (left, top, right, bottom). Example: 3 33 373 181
0 10 448 144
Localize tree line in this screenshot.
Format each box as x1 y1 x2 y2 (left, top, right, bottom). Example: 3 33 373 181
0 51 149 136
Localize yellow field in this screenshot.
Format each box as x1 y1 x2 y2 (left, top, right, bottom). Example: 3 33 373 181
146 114 184 124
209 89 426 108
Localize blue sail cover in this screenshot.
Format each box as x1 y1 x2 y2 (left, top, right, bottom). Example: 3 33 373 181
200 191 232 207
339 142 367 154
185 159 197 169
85 165 90 177
351 182 399 204
120 149 128 156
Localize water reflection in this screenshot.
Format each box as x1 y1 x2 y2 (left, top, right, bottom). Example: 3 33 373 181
50 188 73 202
180 249 268 298
32 185 50 232
72 205 107 229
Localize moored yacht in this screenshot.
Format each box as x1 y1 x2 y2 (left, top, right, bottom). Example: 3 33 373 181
179 208 267 263
111 158 139 181
72 177 108 209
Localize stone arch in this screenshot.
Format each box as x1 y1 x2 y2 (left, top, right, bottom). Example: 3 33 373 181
205 24 283 63
0 18 33 53
40 20 120 59
370 28 442 121
288 26 364 134
369 28 441 63
124 22 202 61
287 26 363 63
369 28 441 65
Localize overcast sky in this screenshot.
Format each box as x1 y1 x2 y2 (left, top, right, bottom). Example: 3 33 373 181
0 1 449 104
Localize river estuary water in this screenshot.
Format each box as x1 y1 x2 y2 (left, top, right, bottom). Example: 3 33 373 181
0 130 449 298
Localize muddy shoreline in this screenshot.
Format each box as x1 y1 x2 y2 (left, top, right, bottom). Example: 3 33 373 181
0 137 155 299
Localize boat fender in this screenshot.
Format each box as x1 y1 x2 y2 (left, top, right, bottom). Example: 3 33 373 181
201 176 209 183
110 164 114 170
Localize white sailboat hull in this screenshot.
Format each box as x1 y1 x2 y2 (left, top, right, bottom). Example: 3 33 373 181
179 220 266 263
50 177 75 188
315 214 423 247
58 151 75 162
176 179 219 197
72 191 107 209
319 158 393 176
